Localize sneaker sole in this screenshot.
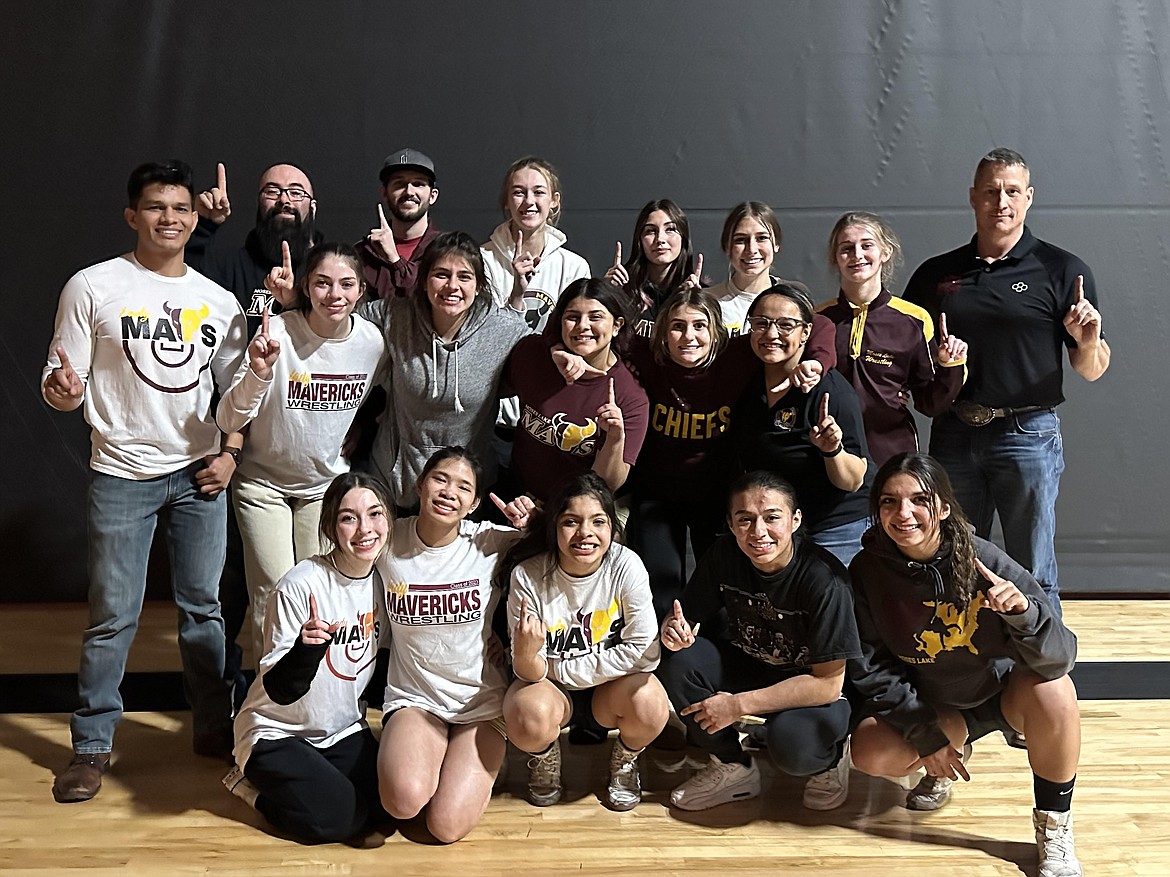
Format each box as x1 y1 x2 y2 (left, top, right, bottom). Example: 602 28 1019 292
670 786 760 811
527 789 562 807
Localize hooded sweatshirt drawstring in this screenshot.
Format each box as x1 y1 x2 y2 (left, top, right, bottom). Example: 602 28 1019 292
432 336 465 413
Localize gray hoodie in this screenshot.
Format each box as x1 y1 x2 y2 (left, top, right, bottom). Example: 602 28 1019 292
363 291 529 507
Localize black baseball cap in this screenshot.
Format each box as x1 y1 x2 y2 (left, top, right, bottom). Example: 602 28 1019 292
380 148 436 185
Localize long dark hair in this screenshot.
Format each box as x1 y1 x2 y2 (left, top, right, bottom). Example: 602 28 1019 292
622 199 694 312
493 471 625 591
870 453 978 606
542 276 635 358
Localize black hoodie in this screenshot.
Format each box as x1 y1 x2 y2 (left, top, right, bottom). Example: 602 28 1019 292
848 527 1076 756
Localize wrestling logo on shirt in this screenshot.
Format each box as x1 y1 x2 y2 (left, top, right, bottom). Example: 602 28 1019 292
386 578 483 625
899 592 986 664
286 371 369 411
545 598 623 657
520 404 598 456
120 302 219 393
325 607 380 681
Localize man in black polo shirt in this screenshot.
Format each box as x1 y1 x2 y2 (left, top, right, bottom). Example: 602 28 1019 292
905 148 1110 616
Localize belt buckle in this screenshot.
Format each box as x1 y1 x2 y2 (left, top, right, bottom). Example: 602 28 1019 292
954 401 996 427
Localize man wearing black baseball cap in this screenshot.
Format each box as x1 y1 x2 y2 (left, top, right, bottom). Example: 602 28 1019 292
356 147 441 298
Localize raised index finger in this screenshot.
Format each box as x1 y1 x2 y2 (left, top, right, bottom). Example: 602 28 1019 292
694 252 704 279
515 229 524 256
613 241 622 267
281 239 292 273
973 557 1003 584
939 312 948 340
261 302 270 337
489 491 508 513
608 378 616 406
308 593 320 621
672 599 685 623
216 162 227 195
1074 274 1085 303
55 347 73 371
378 203 390 230
820 393 830 424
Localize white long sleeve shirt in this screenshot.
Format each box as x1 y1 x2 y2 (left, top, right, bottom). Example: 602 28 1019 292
42 254 247 478
216 310 385 498
508 543 660 690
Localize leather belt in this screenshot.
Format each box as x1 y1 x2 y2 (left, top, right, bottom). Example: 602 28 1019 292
952 402 1047 427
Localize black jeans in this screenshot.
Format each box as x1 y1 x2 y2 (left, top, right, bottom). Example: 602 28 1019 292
657 636 851 775
627 496 724 622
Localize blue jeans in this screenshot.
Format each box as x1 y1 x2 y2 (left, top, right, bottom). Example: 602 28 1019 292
73 463 232 753
929 409 1065 615
808 516 869 568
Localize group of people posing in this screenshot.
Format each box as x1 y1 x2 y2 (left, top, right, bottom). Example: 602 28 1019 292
42 145 1106 877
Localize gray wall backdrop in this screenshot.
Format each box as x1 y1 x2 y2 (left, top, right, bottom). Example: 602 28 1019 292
5 1 1166 601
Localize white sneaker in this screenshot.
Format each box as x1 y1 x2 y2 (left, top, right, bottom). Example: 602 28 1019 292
905 742 972 811
1034 808 1082 877
221 765 259 809
803 737 850 810
526 739 562 807
670 755 760 811
605 739 642 811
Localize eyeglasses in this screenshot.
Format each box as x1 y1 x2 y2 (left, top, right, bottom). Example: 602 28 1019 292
259 184 312 202
747 316 808 336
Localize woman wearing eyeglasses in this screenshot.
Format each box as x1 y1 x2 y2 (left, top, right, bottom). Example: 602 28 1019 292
732 284 873 565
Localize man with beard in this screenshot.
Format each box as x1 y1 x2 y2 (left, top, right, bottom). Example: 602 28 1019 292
188 162 322 335
185 162 322 696
356 148 441 298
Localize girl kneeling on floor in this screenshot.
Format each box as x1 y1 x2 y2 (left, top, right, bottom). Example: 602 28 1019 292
225 472 391 844
376 447 532 842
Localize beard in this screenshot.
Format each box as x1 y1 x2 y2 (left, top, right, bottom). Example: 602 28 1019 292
253 203 315 266
388 195 429 224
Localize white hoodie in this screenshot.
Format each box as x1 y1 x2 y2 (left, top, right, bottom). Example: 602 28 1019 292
481 222 590 334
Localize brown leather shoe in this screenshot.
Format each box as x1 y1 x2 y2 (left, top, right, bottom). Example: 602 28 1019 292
52 752 111 803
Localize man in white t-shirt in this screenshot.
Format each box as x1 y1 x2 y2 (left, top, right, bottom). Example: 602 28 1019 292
42 160 248 803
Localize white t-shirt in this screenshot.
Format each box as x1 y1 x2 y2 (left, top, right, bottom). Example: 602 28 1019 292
379 518 519 722
233 556 386 768
507 543 660 690
216 310 386 498
42 254 247 478
709 278 759 337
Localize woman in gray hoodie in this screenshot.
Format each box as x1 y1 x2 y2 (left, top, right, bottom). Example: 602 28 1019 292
363 231 531 511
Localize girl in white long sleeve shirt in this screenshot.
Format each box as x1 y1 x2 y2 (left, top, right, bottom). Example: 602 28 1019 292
216 243 386 667
500 472 669 812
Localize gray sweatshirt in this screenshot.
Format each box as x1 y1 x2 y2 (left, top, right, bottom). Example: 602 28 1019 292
363 292 529 507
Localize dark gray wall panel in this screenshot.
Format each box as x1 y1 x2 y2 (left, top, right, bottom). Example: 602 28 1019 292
5 1 1166 599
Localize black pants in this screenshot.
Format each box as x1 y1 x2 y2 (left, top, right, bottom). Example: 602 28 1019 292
245 729 387 843
627 496 723 622
657 636 851 776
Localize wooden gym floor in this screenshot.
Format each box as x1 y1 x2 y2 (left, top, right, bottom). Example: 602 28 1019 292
1 599 1168 876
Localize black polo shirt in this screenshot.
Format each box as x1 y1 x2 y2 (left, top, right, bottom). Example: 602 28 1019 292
903 227 1100 408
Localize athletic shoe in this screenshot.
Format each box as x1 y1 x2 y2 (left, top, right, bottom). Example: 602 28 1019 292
605 739 643 811
526 739 562 807
905 742 972 811
670 755 760 811
803 737 851 810
221 765 259 809
1033 808 1082 877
